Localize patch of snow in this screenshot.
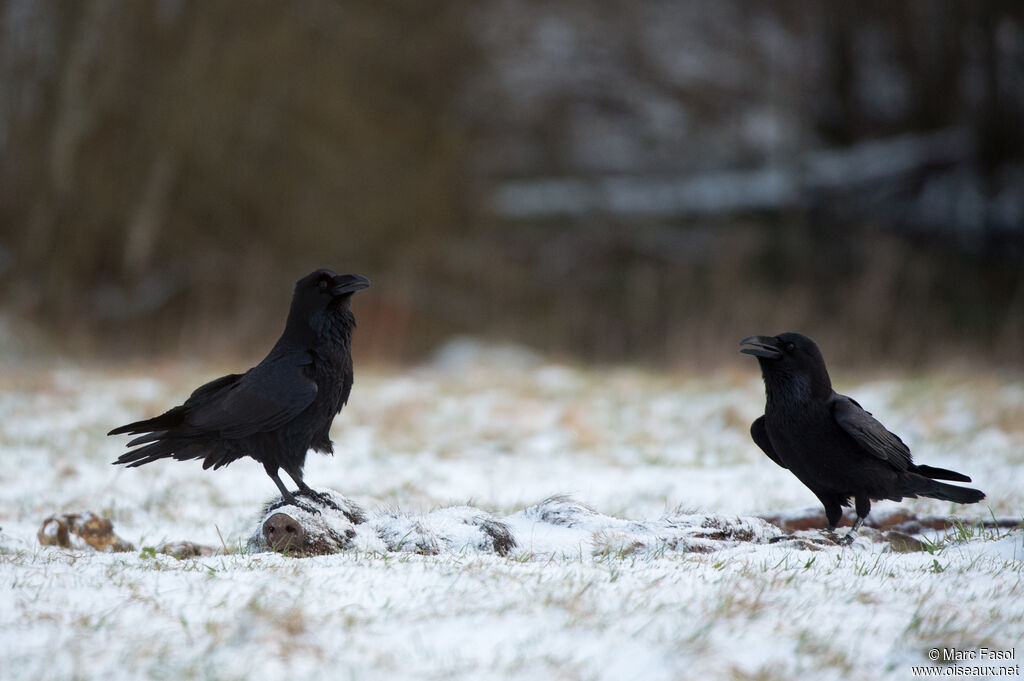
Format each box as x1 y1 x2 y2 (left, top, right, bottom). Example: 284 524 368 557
0 354 1021 681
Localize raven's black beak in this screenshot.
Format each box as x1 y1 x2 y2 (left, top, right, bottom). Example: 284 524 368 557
740 335 783 359
331 273 370 296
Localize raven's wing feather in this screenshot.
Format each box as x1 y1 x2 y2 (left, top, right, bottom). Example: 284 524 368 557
832 395 911 471
750 415 787 469
184 351 317 438
185 373 244 405
108 373 243 436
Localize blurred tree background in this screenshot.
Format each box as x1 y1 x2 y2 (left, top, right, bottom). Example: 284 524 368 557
1 0 1022 367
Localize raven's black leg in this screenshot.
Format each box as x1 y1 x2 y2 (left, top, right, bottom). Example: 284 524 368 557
265 462 320 514
817 494 845 543
768 494 845 544
265 464 300 505
839 496 870 546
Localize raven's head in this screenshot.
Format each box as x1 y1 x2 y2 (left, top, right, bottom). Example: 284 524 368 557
740 332 832 398
283 269 370 343
296 269 370 310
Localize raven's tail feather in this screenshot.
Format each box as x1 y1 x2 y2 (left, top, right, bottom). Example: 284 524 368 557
114 440 178 467
107 406 187 437
903 474 985 504
113 440 210 467
126 430 169 447
912 464 972 483
202 449 238 470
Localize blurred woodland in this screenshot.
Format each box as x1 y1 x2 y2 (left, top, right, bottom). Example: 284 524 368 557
1 0 1022 367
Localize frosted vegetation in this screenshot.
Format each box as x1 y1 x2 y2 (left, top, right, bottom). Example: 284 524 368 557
2 340 1022 680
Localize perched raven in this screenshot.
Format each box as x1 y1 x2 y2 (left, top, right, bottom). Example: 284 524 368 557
741 332 984 544
110 269 370 511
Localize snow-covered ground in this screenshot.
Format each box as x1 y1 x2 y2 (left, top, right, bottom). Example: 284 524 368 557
1 339 1022 680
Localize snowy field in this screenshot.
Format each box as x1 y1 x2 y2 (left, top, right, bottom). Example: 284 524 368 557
2 339 1023 681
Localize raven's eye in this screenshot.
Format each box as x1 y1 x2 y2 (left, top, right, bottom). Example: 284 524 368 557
785 342 796 352
318 280 328 291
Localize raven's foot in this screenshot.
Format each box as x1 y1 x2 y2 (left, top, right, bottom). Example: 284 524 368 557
295 488 343 512
278 491 323 515
837 517 864 546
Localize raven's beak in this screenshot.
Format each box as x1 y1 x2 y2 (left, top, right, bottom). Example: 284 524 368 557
740 335 783 359
331 273 371 296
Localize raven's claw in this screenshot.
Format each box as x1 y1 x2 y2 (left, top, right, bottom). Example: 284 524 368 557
296 488 343 512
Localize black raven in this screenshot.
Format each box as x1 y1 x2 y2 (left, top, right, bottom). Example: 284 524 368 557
110 269 370 511
741 332 985 544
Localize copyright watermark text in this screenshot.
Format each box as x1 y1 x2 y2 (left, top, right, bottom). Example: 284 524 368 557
912 648 1019 677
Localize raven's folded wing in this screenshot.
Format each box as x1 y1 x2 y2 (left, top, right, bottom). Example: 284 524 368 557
750 415 787 469
184 351 318 438
832 395 911 471
108 372 244 438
